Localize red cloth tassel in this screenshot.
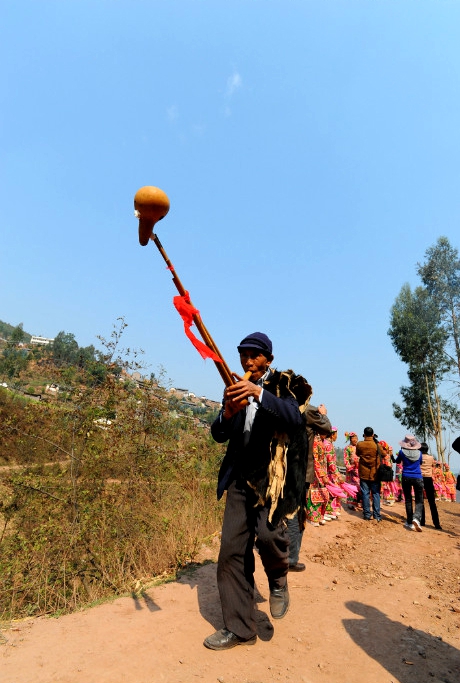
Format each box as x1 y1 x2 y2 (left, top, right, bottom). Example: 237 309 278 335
173 294 223 363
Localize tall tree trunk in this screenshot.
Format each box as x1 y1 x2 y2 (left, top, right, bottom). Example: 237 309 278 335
431 372 445 462
450 301 460 380
424 371 445 461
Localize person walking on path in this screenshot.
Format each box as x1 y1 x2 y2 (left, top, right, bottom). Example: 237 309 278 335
204 332 311 650
285 403 331 571
420 442 442 530
356 427 382 522
393 434 424 532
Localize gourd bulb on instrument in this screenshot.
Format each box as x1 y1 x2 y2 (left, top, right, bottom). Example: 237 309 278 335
134 186 170 246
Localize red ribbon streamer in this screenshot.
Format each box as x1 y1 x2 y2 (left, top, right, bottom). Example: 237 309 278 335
173 293 223 363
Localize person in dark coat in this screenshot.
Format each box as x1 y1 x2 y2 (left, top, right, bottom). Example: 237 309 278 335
453 437 460 491
203 332 311 651
356 426 382 522
285 403 331 571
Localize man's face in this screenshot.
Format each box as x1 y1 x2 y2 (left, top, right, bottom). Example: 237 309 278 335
239 348 272 381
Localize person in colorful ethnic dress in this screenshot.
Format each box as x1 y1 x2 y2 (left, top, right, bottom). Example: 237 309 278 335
324 428 343 518
394 459 404 502
344 431 361 510
379 440 396 505
443 463 456 501
305 434 329 526
432 461 444 500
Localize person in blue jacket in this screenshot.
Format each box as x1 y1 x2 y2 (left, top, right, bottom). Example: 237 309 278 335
392 434 424 531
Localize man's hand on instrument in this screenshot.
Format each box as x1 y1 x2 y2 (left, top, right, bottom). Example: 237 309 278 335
222 373 261 419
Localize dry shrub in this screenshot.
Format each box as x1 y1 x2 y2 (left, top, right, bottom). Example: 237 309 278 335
0 389 225 621
0 322 228 621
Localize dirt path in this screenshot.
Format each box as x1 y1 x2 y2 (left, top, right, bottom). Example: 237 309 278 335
1 501 459 683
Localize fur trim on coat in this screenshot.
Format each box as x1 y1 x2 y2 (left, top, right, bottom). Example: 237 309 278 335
241 370 312 526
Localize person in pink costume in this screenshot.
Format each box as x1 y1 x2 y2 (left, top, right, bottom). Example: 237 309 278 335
388 446 400 502
344 431 361 510
443 463 456 501
305 434 329 526
379 441 396 505
323 428 343 519
394 460 404 502
432 461 444 500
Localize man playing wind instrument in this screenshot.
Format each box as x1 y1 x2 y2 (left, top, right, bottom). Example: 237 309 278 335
204 332 311 650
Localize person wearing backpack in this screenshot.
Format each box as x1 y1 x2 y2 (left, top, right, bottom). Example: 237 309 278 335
356 427 382 522
393 434 424 531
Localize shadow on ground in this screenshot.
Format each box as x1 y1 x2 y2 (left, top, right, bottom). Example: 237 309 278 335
177 560 274 641
343 601 460 683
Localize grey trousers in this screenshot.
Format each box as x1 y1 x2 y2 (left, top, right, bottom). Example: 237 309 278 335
217 479 289 640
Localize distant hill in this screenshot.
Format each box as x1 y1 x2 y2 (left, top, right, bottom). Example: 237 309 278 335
0 320 32 342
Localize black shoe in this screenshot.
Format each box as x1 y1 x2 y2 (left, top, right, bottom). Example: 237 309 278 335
288 562 306 572
435 525 443 530
203 628 257 650
269 584 290 619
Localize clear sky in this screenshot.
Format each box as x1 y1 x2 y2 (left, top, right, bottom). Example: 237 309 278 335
1 1 460 471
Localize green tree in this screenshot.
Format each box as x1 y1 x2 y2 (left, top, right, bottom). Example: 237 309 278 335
417 236 460 382
0 347 30 380
52 331 79 367
388 283 459 459
77 344 96 368
0 325 31 380
393 365 460 449
9 324 25 346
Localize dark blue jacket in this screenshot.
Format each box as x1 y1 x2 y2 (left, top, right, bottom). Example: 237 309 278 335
395 449 423 478
211 369 311 526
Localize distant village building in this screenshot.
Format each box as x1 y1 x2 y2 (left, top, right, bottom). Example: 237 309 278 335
30 335 54 346
169 387 190 398
93 418 113 430
45 383 60 395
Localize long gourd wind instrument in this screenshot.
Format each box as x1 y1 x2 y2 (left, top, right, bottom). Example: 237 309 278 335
133 186 249 387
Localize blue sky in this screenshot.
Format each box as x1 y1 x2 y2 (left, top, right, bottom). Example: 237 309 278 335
1 1 460 471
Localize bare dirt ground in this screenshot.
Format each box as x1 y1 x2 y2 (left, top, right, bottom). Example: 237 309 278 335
1 500 459 683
